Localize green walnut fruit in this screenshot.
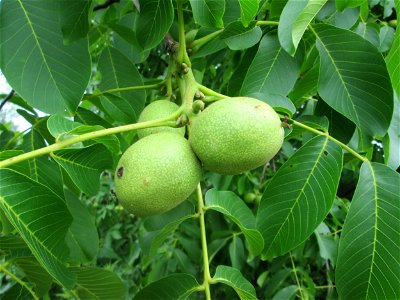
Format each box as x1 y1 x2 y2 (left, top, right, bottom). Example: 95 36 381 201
114 132 201 217
189 97 284 175
137 100 185 138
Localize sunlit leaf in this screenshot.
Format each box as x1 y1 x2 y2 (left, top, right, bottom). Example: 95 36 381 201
386 25 400 96
314 24 393 139
190 0 225 28
0 0 91 115
52 144 113 196
279 0 327 55
336 162 400 300
257 136 343 259
0 169 76 288
238 0 259 27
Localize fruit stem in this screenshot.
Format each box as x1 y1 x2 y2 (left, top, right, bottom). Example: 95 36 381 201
196 183 212 300
291 119 368 162
0 108 184 168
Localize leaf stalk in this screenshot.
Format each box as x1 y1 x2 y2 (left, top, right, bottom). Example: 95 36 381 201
196 184 212 300
291 119 368 162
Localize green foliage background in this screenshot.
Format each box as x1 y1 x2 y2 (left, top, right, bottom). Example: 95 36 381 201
0 0 399 299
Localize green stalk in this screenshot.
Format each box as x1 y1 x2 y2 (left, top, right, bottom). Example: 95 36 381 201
291 119 368 162
257 20 279 26
177 1 191 66
86 83 163 99
0 108 183 169
197 83 228 99
0 264 39 300
196 184 212 300
289 252 304 300
190 29 224 52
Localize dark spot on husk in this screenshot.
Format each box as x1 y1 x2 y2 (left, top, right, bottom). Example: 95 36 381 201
117 167 124 178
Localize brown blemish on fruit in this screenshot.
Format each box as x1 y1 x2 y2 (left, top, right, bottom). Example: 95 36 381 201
117 167 123 178
143 178 150 185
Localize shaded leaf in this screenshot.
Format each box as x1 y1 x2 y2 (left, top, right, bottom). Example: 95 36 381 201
229 236 245 270
21 130 64 196
14 258 53 297
0 0 91 115
52 144 113 196
315 99 356 144
383 94 400 170
71 266 127 300
134 273 200 300
65 190 99 264
100 94 137 124
336 162 400 300
257 136 343 259
98 46 145 119
379 25 395 52
75 107 112 128
221 21 262 50
0 169 75 288
205 189 264 256
147 213 194 259
314 24 393 139
190 0 225 28
272 285 298 300
135 0 174 50
213 265 257 300
60 0 92 43
240 31 302 99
